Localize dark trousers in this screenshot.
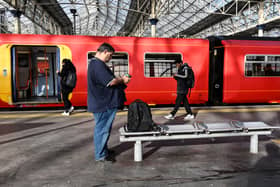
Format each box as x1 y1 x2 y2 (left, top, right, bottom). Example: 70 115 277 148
171 93 192 116
62 89 72 112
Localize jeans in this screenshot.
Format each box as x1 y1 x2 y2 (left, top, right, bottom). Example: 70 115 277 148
171 93 192 116
93 108 117 160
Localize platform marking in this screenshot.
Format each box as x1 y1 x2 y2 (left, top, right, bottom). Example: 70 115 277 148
1 106 280 118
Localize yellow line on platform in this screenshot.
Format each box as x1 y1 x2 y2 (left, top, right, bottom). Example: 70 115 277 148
1 106 280 118
0 112 90 119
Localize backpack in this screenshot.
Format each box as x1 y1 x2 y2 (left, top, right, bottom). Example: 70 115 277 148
183 63 195 97
125 99 157 132
185 64 195 88
65 71 77 88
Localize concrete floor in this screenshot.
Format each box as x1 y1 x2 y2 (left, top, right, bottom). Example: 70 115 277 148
0 106 280 187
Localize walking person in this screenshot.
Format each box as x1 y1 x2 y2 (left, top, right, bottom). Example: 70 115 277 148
57 58 76 116
87 43 131 162
164 59 194 120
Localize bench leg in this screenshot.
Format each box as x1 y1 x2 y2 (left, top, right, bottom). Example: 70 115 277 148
250 134 258 153
134 140 142 162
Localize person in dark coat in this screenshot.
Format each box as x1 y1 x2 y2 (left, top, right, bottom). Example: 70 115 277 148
57 58 76 116
164 59 194 120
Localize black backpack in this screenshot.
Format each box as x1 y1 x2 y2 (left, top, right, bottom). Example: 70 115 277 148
183 64 195 97
125 99 156 132
65 71 77 88
185 64 195 88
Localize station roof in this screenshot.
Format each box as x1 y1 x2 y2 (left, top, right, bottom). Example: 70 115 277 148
1 0 280 38
58 0 280 38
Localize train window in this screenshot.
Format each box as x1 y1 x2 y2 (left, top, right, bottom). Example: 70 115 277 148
87 52 128 76
245 55 280 77
144 53 182 77
246 56 265 62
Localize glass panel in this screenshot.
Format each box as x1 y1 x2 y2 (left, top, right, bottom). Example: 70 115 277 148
13 46 58 100
267 56 280 62
246 55 265 62
144 53 182 77
107 53 128 76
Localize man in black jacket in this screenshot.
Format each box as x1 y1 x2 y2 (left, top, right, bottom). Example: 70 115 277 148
164 59 194 120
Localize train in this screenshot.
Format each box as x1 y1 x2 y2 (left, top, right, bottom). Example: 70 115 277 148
0 33 280 108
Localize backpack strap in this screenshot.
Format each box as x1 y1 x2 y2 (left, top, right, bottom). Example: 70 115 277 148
124 124 128 132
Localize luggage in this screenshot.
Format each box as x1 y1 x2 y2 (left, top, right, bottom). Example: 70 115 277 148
186 66 195 88
183 63 195 88
182 63 195 96
125 99 157 132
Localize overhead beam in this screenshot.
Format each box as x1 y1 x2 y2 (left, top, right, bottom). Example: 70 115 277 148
194 0 280 38
175 0 261 38
117 0 150 36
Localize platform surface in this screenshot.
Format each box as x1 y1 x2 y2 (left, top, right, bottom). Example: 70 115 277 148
0 105 280 186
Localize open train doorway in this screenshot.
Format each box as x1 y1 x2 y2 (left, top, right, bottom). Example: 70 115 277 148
11 46 61 104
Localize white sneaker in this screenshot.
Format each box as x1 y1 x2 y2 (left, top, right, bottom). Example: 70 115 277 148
69 106 74 113
62 111 70 116
164 114 175 120
184 114 194 120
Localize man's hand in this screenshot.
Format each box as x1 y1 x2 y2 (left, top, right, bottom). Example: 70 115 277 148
122 74 131 84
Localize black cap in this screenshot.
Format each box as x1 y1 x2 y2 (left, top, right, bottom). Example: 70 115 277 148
174 59 183 64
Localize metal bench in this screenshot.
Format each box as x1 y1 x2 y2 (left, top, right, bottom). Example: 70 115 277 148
119 121 279 162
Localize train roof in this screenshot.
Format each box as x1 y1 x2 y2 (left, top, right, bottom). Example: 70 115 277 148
207 35 280 48
207 35 280 41
0 33 209 47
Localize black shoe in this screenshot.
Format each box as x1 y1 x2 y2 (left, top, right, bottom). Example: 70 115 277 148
108 149 116 156
106 156 116 162
96 156 115 163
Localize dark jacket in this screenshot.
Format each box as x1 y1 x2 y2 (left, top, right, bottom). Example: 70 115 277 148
87 58 120 113
116 83 127 110
58 61 76 91
174 64 188 94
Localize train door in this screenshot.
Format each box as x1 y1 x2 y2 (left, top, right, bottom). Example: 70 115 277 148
11 46 60 104
208 37 224 105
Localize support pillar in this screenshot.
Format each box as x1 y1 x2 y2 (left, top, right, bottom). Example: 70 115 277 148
149 0 158 37
10 9 22 34
149 18 158 37
134 140 143 162
257 24 264 37
70 9 77 35
258 1 264 37
250 134 258 154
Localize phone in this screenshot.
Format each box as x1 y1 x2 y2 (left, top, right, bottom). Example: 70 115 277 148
125 73 132 78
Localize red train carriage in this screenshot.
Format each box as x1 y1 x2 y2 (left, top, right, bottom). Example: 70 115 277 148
209 36 280 105
1 34 280 109
0 34 209 108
